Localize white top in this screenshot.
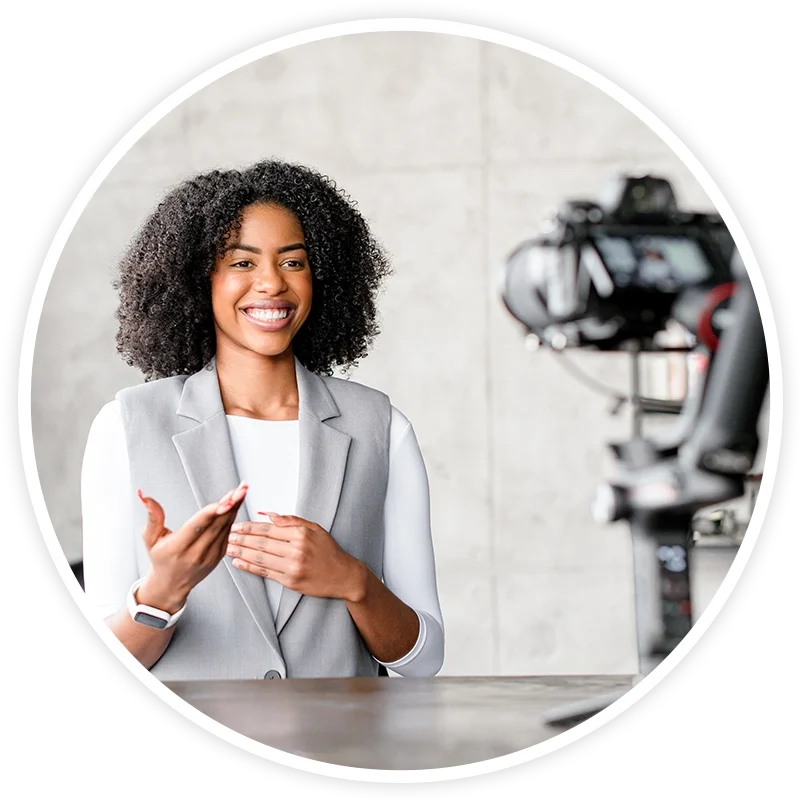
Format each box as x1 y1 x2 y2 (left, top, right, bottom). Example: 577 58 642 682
81 401 444 677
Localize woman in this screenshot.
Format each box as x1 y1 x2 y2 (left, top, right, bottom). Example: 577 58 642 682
81 160 444 681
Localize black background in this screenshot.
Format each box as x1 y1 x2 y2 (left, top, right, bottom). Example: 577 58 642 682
20 20 786 792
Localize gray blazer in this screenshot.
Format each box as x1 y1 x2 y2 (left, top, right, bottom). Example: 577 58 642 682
117 358 391 680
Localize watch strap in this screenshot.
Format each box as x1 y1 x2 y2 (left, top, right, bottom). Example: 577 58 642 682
127 579 186 629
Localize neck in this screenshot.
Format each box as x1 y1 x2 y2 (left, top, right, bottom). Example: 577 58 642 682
215 341 300 420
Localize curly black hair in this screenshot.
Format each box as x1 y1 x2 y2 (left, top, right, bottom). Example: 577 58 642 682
114 160 392 379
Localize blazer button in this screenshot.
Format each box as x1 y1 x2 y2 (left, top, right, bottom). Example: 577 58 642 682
264 670 282 680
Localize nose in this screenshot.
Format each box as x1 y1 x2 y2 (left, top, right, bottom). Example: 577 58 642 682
251 262 287 295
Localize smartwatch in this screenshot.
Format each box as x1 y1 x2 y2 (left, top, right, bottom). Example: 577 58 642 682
127 579 187 630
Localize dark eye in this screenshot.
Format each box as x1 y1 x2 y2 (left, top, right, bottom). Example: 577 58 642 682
282 259 306 270
231 260 254 269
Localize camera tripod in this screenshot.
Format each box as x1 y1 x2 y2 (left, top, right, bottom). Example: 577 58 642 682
543 275 768 727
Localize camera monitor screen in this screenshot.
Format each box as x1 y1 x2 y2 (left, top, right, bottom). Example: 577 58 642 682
594 235 714 291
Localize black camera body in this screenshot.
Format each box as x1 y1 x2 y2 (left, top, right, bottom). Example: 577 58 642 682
503 175 738 351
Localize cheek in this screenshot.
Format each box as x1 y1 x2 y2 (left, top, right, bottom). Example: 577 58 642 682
210 274 246 311
284 271 313 317
298 274 314 307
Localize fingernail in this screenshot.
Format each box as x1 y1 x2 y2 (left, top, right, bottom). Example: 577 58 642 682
229 533 239 543
216 502 233 515
231 523 244 532
136 489 147 506
257 511 276 516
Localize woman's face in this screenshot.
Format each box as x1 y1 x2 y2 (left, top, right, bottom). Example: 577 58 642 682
210 203 313 360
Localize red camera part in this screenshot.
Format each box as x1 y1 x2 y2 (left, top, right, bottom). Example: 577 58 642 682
697 281 737 351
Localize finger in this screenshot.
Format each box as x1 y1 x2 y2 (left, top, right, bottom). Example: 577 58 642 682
229 548 288 579
197 483 248 562
258 512 309 528
215 488 235 511
227 531 293 557
138 490 167 549
255 512 314 533
165 484 249 557
196 492 250 561
138 489 165 526
172 501 231 550
206 493 250 562
216 482 248 515
216 492 247 526
229 520 300 542
230 520 274 536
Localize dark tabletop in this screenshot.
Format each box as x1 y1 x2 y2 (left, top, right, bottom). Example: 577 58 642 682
165 675 634 769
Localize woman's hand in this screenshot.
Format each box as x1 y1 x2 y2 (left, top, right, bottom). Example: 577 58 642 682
226 514 367 602
228 512 423 665
135 482 249 612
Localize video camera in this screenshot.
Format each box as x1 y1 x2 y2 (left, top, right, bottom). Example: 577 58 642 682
502 174 739 353
500 174 770 725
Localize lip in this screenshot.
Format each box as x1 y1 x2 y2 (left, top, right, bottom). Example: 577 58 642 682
239 304 297 332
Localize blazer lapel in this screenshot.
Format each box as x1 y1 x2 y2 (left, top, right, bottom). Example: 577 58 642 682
171 360 283 665
275 359 352 634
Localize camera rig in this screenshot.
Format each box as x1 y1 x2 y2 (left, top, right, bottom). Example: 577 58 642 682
501 175 769 725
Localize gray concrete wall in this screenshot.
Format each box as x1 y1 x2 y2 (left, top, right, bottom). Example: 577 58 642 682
32 32 724 676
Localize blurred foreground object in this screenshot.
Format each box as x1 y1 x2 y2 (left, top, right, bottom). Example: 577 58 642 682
502 174 769 725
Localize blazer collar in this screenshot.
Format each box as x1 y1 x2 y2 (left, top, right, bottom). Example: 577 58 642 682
176 355 341 424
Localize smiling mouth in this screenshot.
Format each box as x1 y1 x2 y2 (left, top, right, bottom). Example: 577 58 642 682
245 307 290 322
240 306 296 331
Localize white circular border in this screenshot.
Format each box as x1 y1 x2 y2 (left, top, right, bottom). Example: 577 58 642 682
17 17 782 785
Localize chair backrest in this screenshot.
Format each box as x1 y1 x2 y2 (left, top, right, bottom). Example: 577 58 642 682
70 561 84 591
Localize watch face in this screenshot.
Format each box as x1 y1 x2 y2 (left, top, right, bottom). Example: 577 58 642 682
134 611 169 629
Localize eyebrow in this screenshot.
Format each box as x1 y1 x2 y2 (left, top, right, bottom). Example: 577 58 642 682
223 242 307 255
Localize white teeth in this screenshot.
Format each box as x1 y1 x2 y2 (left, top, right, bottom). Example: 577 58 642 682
245 308 290 321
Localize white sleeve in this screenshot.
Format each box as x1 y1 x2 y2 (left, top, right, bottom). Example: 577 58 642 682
375 406 445 677
80 400 140 620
